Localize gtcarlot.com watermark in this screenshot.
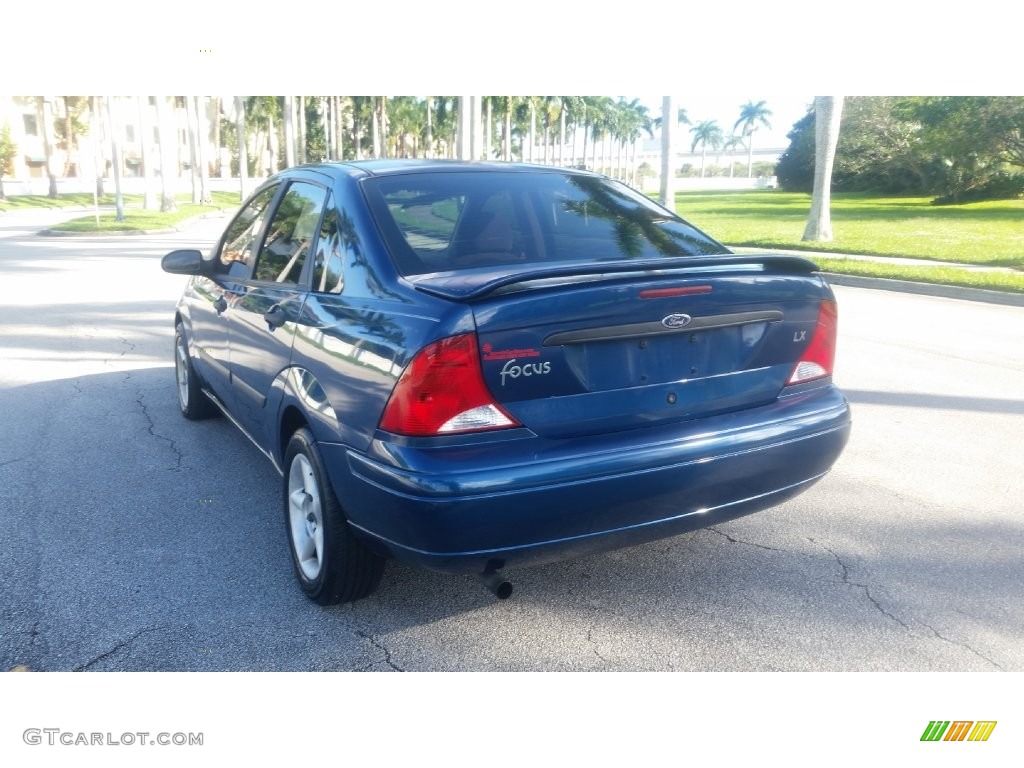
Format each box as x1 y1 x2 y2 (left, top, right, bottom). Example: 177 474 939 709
23 729 203 747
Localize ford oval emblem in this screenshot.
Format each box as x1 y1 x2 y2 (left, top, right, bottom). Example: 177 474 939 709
661 313 692 329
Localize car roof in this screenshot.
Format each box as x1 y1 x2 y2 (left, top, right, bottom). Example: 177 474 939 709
290 159 602 180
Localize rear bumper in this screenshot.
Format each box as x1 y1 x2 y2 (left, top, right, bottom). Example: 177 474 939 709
320 383 850 574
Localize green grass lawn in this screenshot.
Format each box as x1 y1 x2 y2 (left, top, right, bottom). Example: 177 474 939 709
813 257 1024 293
42 191 240 232
672 190 1024 268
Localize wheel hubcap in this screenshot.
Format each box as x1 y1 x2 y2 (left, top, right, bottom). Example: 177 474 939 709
288 454 324 581
175 338 189 408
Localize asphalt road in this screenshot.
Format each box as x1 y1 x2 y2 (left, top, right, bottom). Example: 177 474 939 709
1 210 1021 672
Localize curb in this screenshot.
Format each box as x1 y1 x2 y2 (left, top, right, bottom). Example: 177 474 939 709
820 273 1024 307
36 210 230 238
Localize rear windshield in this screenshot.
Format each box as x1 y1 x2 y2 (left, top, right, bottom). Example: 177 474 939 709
361 171 728 275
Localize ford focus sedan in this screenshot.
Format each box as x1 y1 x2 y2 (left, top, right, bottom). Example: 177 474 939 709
161 160 851 604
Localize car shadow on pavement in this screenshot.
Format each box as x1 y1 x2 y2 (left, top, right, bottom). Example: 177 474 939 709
2 368 1020 672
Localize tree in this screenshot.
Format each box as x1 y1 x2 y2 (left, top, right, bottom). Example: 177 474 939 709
774 110 815 192
153 96 177 212
897 96 1024 203
137 96 156 210
690 120 723 178
803 97 844 242
0 122 16 200
35 97 59 198
735 100 772 178
283 95 297 168
103 97 125 221
659 96 676 210
234 96 249 199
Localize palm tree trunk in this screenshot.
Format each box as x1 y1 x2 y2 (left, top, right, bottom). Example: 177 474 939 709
283 96 296 168
234 96 249 200
659 96 676 209
426 97 433 159
62 97 75 176
103 96 125 220
371 106 381 158
803 97 844 242
212 97 223 177
137 96 156 210
322 98 332 160
154 96 177 211
36 97 59 198
194 96 210 203
485 98 492 160
91 96 105 197
559 106 566 166
184 96 200 203
298 96 307 164
747 135 754 178
334 96 344 160
503 108 511 162
528 102 536 163
267 112 278 173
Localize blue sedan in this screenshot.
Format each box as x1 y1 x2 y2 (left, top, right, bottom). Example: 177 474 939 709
162 160 851 604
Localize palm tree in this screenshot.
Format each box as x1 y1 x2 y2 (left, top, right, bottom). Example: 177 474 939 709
103 96 125 220
283 96 297 167
154 96 177 211
136 96 156 210
720 134 744 178
193 96 210 203
35 97 59 198
734 100 773 178
690 120 723 178
659 96 676 209
234 96 249 199
803 97 844 242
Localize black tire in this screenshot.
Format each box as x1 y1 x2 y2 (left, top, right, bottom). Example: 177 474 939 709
283 427 385 605
174 323 218 420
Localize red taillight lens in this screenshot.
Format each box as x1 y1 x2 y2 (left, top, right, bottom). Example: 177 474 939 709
789 300 838 384
378 333 520 437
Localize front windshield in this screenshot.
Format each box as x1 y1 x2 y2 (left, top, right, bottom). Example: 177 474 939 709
362 171 729 275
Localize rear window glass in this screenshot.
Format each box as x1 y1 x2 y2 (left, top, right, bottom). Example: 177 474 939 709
362 171 728 275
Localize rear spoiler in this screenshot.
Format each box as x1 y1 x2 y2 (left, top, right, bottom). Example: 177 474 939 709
406 254 821 301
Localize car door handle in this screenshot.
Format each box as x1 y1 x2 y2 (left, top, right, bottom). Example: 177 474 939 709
213 296 228 315
263 305 287 329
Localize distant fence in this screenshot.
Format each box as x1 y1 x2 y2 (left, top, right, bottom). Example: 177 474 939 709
2 177 267 198
641 176 778 194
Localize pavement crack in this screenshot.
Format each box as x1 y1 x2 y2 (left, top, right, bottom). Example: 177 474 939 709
73 625 172 671
586 625 608 664
135 390 183 472
810 538 908 630
915 620 1005 671
707 526 792 554
355 630 404 672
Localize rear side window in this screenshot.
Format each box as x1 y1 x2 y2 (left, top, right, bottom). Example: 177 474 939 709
363 171 728 276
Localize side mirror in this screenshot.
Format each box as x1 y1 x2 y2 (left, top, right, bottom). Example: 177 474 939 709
161 249 207 275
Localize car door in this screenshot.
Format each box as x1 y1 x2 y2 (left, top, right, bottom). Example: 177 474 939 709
188 183 280 408
226 180 328 442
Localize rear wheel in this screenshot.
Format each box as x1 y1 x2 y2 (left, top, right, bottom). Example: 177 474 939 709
284 427 385 605
174 323 217 420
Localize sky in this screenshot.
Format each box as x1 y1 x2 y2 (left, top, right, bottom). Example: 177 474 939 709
638 95 811 149
8 3 1017 103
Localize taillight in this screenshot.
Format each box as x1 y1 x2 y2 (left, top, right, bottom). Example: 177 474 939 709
788 300 838 384
379 333 520 436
